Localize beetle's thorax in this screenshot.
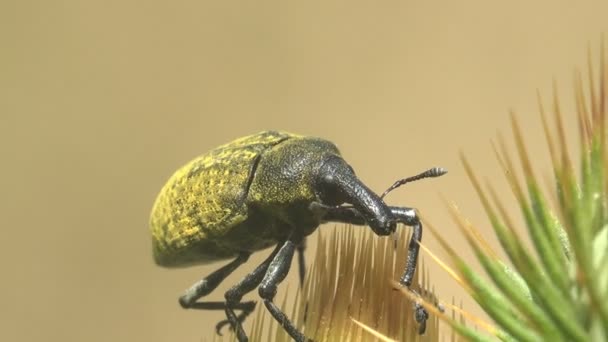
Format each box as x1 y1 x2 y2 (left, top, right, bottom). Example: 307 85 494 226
247 136 341 236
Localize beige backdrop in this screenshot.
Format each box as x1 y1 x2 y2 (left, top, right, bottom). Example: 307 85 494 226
2 1 608 341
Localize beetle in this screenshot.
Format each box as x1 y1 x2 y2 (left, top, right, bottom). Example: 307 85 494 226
150 131 446 342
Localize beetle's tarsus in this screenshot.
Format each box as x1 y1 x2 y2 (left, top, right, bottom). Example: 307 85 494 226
415 303 428 335
215 319 230 335
215 301 257 333
224 300 248 341
406 289 429 335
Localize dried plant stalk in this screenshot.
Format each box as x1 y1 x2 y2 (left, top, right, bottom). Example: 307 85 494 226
235 225 457 342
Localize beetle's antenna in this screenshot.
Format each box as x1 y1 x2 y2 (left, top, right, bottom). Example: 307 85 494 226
380 167 447 199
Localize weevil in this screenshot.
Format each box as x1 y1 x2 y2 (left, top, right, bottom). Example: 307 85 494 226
150 131 446 342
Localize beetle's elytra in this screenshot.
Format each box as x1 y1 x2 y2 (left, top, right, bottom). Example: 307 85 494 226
150 131 446 342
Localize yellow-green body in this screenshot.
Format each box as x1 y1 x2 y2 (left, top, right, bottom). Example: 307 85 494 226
150 131 341 267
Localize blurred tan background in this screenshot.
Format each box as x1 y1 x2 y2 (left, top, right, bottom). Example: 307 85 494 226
2 1 608 341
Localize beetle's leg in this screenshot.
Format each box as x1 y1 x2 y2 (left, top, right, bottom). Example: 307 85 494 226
259 238 311 342
296 237 310 323
389 207 433 334
315 203 431 334
178 253 257 340
188 301 256 311
388 207 421 287
216 243 283 341
189 300 259 337
296 237 307 287
179 252 250 308
316 204 421 286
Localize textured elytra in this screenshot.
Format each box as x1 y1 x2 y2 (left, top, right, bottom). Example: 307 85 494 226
150 131 300 267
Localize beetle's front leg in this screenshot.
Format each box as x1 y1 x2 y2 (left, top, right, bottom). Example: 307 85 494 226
389 207 421 287
315 203 431 334
315 203 421 286
389 207 431 334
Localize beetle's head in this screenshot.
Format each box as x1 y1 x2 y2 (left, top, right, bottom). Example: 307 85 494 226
315 155 396 236
314 154 355 206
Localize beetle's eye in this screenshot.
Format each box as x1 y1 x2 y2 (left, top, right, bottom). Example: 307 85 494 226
322 173 335 184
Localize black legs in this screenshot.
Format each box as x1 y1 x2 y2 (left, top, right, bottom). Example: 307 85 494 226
388 207 422 288
314 203 422 285
313 202 430 334
179 252 258 341
221 244 283 341
179 201 429 340
389 209 431 335
296 238 307 287
179 239 310 342
259 239 310 342
178 248 275 342
179 252 250 308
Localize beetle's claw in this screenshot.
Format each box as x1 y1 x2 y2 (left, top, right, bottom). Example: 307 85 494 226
215 301 257 336
414 302 429 334
215 320 231 335
407 287 429 334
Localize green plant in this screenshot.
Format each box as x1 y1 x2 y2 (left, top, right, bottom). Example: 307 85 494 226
421 41 608 342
